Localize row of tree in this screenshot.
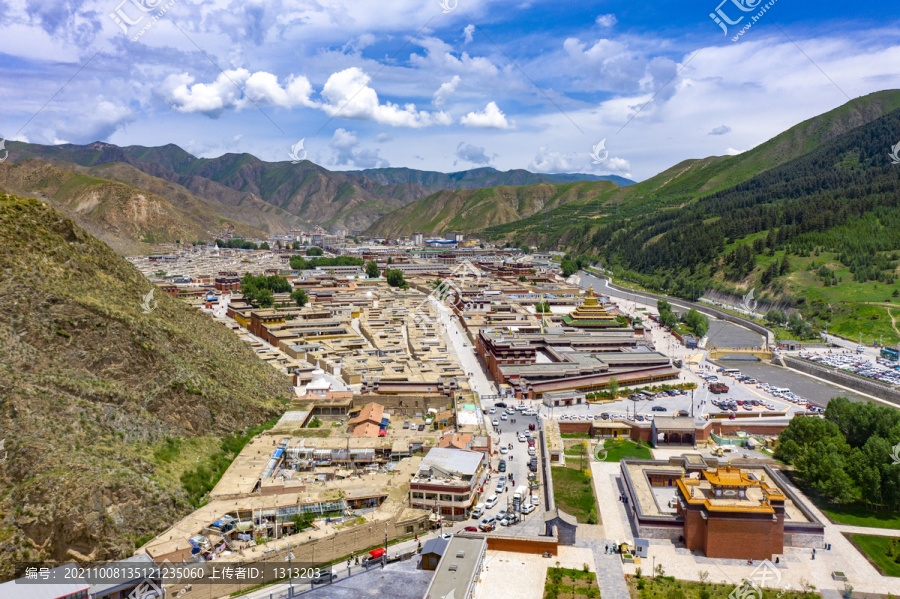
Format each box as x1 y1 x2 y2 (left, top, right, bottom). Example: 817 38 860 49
240 274 291 307
288 255 363 270
775 397 900 508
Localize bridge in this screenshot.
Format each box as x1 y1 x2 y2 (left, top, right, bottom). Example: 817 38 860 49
707 347 774 360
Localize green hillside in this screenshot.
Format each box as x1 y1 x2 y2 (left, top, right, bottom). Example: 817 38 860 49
365 180 619 237
486 90 900 344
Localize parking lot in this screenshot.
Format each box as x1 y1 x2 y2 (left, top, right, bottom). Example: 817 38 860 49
449 403 546 537
799 350 900 385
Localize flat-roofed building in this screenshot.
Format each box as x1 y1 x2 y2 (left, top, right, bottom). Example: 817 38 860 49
409 448 486 521
421 535 487 599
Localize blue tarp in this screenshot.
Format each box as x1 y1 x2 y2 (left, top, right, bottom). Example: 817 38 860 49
273 448 284 459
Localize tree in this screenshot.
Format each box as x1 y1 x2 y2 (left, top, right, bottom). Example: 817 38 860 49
518 275 528 282
291 241 301 250
256 288 274 308
275 240 282 249
365 260 380 278
307 247 323 256
560 259 578 277
765 309 785 324
779 253 791 276
684 308 709 337
291 289 309 307
535 301 551 313
607 377 619 399
385 269 406 288
788 311 805 336
260 241 270 250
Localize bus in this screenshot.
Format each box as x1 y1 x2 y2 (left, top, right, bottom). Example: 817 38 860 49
880 346 899 362
722 369 741 377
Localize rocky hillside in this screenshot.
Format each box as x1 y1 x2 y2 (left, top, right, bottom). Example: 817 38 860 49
0 160 269 254
0 195 289 578
365 180 618 237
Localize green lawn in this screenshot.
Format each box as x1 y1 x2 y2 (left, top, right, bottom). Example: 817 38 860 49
600 438 653 462
551 466 598 524
561 432 591 439
543 567 600 599
629 576 820 599
801 489 900 530
850 534 900 577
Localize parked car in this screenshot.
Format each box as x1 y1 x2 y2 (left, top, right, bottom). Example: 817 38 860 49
418 424 426 431
651 406 667 412
495 402 507 408
485 495 499 509
492 419 499 426
311 570 338 584
403 420 410 429
462 526 478 533
498 460 506 472
521 502 536 514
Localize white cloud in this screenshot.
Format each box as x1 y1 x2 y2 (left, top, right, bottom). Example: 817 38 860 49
319 67 446 128
460 102 515 129
161 69 315 116
463 24 475 44
595 14 617 28
528 147 585 173
433 76 460 107
725 148 744 156
455 142 493 165
329 127 389 167
709 125 731 136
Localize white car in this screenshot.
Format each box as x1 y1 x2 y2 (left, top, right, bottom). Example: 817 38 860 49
492 419 499 426
489 407 497 414
518 435 526 442
485 495 499 509
531 494 540 507
521 502 536 514
501 413 508 421
500 446 508 454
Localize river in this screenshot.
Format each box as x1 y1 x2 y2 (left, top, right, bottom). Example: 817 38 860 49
578 272 872 405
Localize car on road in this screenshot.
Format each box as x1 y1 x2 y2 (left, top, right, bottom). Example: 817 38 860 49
495 402 507 408
497 508 508 519
492 419 499 426
485 495 499 509
501 413 508 421
489 407 497 414
521 502 535 514
498 459 506 471
472 503 485 518
461 526 478 533
600 412 610 420
311 570 338 584
518 434 526 442
500 446 508 454
651 406 667 412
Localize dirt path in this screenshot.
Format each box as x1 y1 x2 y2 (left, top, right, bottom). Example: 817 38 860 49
888 307 900 338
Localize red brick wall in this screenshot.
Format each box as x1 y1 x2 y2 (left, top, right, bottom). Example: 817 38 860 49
558 422 592 435
704 514 783 559
629 426 653 443
710 423 787 436
486 536 558 555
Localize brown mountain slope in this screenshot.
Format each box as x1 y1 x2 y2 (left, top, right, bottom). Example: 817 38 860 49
0 195 288 578
0 160 268 254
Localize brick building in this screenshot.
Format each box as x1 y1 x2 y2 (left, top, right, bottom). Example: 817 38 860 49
409 448 487 521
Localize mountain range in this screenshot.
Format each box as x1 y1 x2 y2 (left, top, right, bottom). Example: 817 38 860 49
2 140 628 249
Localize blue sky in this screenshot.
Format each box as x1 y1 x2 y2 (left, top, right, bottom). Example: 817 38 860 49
0 0 898 181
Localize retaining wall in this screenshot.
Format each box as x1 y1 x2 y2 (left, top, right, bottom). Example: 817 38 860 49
783 356 900 407
486 535 558 555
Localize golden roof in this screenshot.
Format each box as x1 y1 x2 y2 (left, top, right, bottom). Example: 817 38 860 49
703 466 754 487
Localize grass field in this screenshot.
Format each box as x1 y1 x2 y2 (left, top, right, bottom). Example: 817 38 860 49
796 484 900 529
850 534 900 577
543 567 600 599
629 575 820 599
600 438 653 462
551 466 598 524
